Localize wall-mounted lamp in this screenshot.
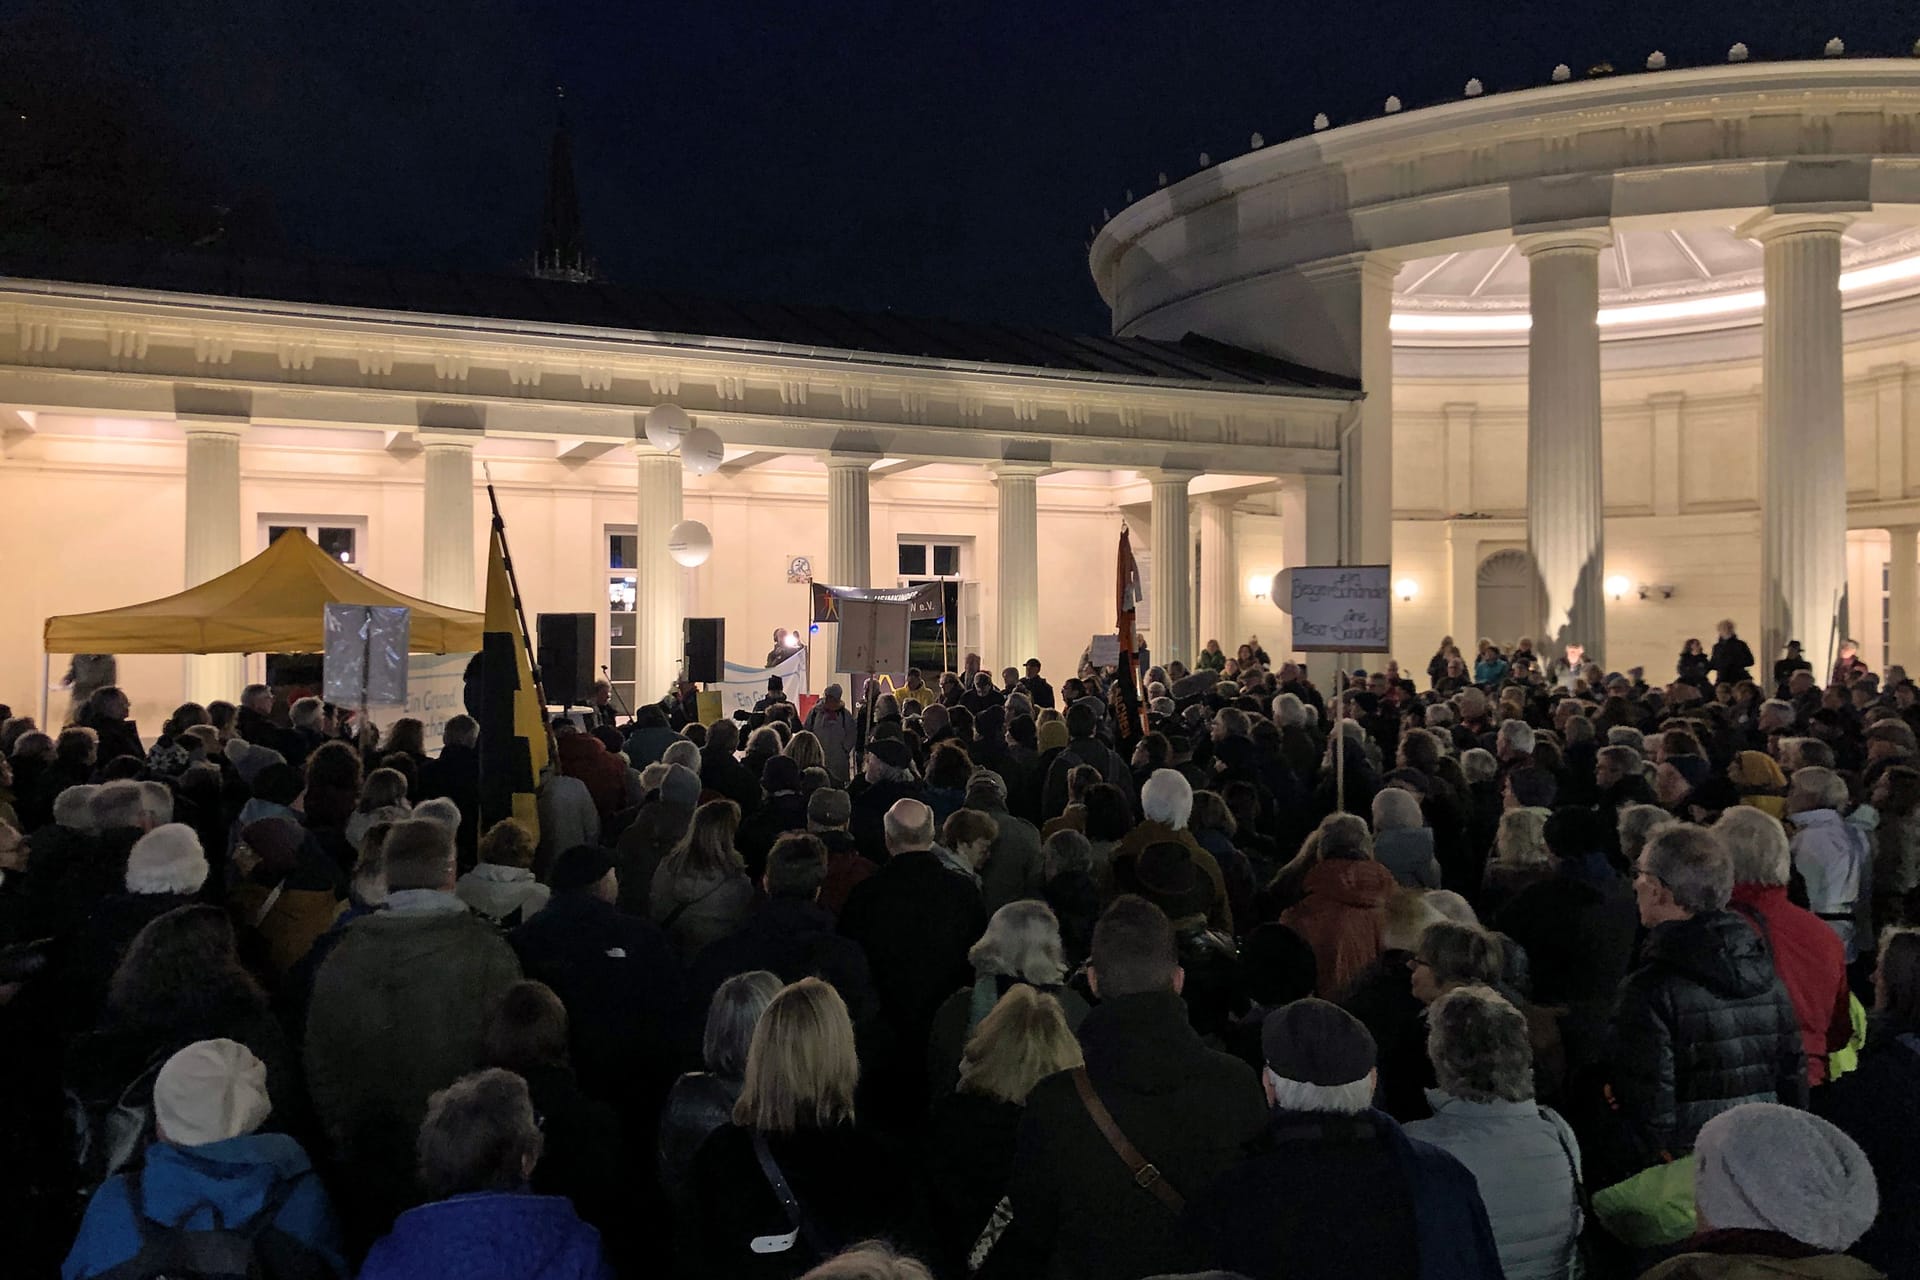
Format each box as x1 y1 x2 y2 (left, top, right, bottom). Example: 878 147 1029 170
1394 577 1419 602
1603 574 1632 601
1246 572 1271 601
1637 582 1676 601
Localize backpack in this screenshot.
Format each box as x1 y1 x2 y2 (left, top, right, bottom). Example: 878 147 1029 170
102 1166 301 1280
66 1050 168 1203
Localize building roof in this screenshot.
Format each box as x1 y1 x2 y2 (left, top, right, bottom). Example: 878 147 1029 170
0 241 1359 395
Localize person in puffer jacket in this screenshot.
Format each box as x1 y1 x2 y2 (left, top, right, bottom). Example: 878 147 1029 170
1406 985 1583 1280
1610 824 1806 1167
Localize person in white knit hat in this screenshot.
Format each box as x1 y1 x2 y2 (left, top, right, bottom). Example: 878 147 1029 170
63 1038 347 1279
1641 1101 1881 1279
66 822 212 1026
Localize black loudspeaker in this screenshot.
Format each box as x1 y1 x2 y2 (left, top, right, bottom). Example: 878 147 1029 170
537 613 595 706
684 617 726 684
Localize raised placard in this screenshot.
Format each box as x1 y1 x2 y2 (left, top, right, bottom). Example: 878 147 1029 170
1276 565 1392 653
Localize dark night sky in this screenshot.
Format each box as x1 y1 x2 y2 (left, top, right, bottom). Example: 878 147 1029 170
7 1 1920 332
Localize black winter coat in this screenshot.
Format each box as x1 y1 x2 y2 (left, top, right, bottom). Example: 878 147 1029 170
1813 1017 1920 1279
1607 908 1806 1160
923 1091 1024 1277
418 743 481 866
509 891 685 1122
1709 634 1755 686
983 990 1268 1280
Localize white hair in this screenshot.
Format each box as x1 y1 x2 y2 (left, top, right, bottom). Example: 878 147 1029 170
1266 1068 1374 1115
1497 719 1536 756
1790 766 1849 813
91 781 147 832
1371 787 1422 833
1425 704 1456 728
1617 804 1675 863
414 797 462 832
1715 805 1791 887
1271 693 1306 728
1758 699 1796 728
662 739 701 772
968 901 1068 985
290 697 324 730
1141 769 1194 830
1459 748 1498 784
53 784 101 832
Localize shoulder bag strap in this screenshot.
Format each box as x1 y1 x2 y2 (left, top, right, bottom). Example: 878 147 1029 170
1071 1067 1184 1214
749 1130 833 1260
659 873 728 933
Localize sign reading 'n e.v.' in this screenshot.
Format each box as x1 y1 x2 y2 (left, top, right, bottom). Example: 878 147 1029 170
1274 566 1393 653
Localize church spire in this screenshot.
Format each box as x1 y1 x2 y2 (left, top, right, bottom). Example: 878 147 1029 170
532 86 595 283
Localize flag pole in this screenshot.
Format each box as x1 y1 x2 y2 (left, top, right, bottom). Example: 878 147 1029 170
483 466 552 717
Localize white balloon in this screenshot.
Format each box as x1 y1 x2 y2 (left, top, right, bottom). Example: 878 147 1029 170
667 519 713 567
680 426 724 475
643 403 692 451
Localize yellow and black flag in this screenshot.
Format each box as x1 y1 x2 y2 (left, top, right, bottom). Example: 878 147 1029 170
478 524 548 839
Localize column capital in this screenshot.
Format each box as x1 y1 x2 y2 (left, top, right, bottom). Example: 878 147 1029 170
988 460 1050 480
417 428 480 450
628 439 679 462
1198 489 1243 510
179 418 246 439
1146 467 1201 487
1516 226 1613 259
1737 210 1856 245
824 451 882 472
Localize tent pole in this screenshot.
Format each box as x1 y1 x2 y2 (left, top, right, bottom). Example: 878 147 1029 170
40 652 49 731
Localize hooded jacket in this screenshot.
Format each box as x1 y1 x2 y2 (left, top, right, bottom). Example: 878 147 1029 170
1608 909 1806 1160
1373 826 1442 889
1280 858 1398 998
986 991 1268 1280
62 1132 347 1280
1788 809 1872 957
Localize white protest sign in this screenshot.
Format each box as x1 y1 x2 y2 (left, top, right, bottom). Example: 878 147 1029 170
1277 565 1393 653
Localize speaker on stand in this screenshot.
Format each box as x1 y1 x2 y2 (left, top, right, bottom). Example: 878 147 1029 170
683 617 725 685
536 612 596 708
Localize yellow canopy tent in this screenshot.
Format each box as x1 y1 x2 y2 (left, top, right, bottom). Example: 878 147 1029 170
43 528 484 655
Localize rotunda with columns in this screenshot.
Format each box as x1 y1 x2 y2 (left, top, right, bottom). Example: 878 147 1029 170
1094 56 1920 680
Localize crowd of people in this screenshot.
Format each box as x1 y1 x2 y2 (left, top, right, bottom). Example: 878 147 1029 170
0 622 1913 1279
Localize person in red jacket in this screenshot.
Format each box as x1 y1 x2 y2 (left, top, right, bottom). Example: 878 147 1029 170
1716 806 1851 1085
552 721 628 821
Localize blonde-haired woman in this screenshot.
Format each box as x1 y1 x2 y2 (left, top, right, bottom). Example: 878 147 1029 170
650 798 754 960
924 986 1083 1275
925 901 1089 1099
1480 807 1553 916
784 730 828 774
687 978 917 1276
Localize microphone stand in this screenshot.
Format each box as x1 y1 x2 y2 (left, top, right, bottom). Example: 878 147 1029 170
601 665 635 728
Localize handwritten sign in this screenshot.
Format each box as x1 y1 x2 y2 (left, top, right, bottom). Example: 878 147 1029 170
1277 565 1393 653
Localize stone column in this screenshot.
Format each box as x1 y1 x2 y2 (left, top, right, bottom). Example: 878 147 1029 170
1150 470 1196 666
420 433 476 609
1520 227 1612 665
992 462 1045 667
1198 494 1238 656
1280 475 1341 661
1743 212 1852 676
183 423 244 705
1890 526 1919 674
1350 255 1398 567
826 454 873 589
632 442 684 698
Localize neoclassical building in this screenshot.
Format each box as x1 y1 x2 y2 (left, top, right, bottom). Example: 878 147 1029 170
1096 56 1920 681
9 55 1920 730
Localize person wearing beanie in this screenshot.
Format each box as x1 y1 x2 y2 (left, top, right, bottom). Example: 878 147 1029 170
806 784 873 916
850 735 925 866
228 815 349 983
1642 1103 1881 1279
508 844 685 1129
1185 997 1503 1280
612 761 701 917
1657 754 1715 816
62 1038 348 1279
61 822 214 1030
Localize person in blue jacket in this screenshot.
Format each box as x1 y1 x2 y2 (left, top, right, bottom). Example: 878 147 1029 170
358 1068 612 1280
63 1037 347 1280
